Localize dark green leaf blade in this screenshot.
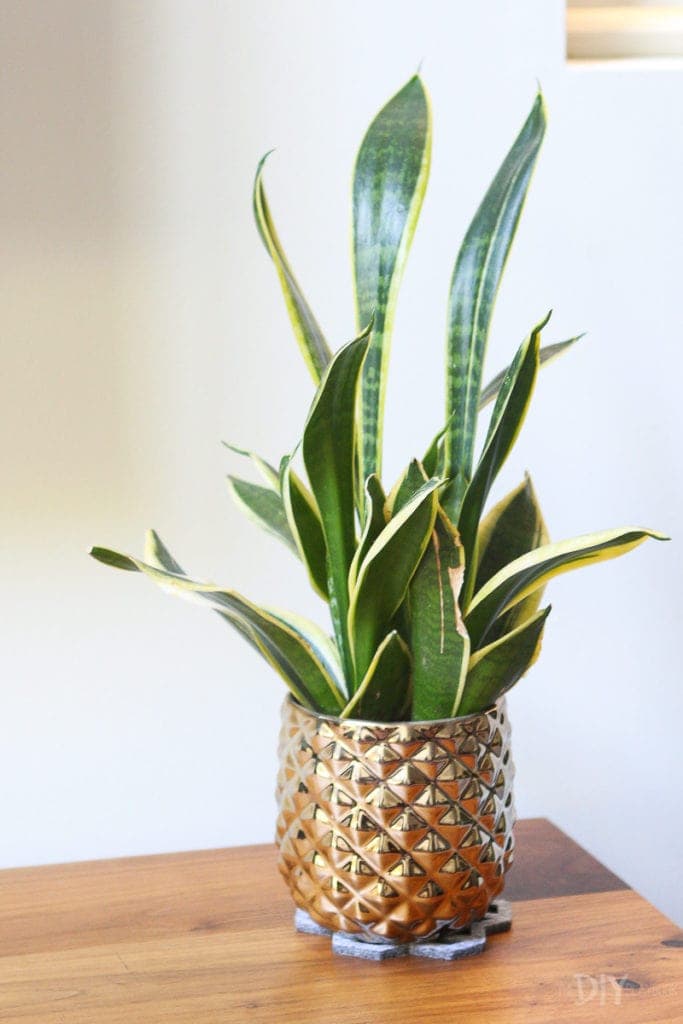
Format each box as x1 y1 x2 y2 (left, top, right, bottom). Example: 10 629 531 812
348 478 440 685
458 317 545 609
443 92 546 519
353 75 432 484
465 527 668 649
341 631 412 722
302 327 372 682
281 459 329 599
263 605 345 700
386 458 428 517
456 606 551 715
475 474 548 590
422 427 444 479
348 475 387 593
474 474 549 642
253 153 332 383
409 510 470 720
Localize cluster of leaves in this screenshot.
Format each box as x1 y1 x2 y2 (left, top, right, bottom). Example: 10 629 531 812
91 76 664 722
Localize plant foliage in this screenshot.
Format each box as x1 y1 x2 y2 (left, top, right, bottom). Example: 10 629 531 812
92 76 666 721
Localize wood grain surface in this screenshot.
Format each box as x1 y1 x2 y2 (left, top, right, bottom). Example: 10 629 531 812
0 819 680 1023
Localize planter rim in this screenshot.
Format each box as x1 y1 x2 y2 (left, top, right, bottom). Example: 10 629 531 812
286 693 503 730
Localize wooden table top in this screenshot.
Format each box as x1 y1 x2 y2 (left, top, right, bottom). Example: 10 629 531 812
0 818 680 1023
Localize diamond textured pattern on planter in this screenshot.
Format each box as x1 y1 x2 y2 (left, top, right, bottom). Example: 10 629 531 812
275 697 516 943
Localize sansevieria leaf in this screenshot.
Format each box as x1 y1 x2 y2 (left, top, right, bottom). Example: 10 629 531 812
479 334 584 410
89 545 345 713
409 510 470 720
227 476 298 555
465 528 668 649
386 458 428 517
422 332 582 477
263 606 345 700
280 457 329 599
142 529 284 658
476 475 548 589
443 92 546 519
456 605 550 716
348 475 387 593
302 327 372 682
223 441 280 490
348 478 440 686
253 153 332 383
474 474 549 642
341 631 412 722
353 75 431 486
458 316 546 608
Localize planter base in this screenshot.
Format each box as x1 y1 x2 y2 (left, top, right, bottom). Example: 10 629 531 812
294 900 512 961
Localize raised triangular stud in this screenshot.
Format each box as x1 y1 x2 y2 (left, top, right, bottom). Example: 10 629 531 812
414 830 451 853
389 808 429 831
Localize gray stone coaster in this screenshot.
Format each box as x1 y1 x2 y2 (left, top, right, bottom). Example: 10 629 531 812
410 931 485 960
332 932 409 960
294 900 512 961
294 908 332 937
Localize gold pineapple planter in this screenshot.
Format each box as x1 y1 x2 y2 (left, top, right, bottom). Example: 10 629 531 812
275 695 515 946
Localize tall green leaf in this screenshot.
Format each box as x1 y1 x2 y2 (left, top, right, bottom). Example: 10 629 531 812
341 631 412 722
443 92 546 519
465 528 667 649
409 510 470 720
353 75 432 485
253 153 332 383
456 605 550 715
459 317 546 609
90 545 345 713
302 328 371 682
280 457 329 599
227 476 298 555
348 478 440 685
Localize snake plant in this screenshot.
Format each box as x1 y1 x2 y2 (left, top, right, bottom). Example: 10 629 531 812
92 75 665 722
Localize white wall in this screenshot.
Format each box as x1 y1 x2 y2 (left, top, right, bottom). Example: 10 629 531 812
2 0 681 925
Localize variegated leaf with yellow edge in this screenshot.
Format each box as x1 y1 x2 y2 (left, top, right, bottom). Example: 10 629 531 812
348 478 440 688
474 473 549 642
341 631 411 722
253 153 332 383
465 527 668 649
280 455 329 600
353 75 432 488
89 541 346 714
408 507 470 721
456 605 551 716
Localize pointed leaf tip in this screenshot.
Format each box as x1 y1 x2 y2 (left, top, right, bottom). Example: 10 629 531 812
252 147 332 382
90 546 139 571
255 149 275 176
